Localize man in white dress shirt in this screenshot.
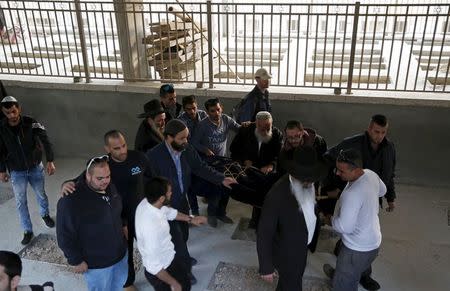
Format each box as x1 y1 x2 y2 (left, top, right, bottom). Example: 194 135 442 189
135 176 206 291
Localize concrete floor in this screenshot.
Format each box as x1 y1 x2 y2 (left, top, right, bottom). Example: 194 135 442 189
0 158 449 291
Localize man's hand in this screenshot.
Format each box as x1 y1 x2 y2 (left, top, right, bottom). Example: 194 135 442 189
73 261 88 273
386 201 395 212
244 160 253 168
241 121 252 127
222 177 238 189
170 281 182 291
261 272 276 283
191 216 207 226
46 162 56 176
260 165 274 175
60 181 76 196
205 149 215 156
0 172 9 183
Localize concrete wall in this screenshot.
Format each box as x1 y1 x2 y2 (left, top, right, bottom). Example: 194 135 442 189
3 83 450 188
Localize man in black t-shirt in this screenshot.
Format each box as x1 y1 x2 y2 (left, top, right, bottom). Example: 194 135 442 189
61 130 150 291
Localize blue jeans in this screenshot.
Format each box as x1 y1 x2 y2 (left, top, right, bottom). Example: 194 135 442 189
332 244 379 291
10 163 50 232
84 252 128 291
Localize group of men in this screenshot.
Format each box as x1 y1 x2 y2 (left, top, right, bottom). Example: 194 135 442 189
0 67 397 291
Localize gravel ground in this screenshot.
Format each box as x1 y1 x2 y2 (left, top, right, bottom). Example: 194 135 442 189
0 185 14 204
19 234 143 272
207 262 331 291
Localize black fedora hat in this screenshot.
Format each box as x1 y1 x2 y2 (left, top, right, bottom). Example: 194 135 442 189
279 146 328 182
137 99 165 118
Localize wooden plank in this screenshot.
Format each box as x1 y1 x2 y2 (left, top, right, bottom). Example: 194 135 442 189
0 62 41 69
150 21 196 33
12 51 69 59
72 65 123 74
304 73 390 84
427 76 450 85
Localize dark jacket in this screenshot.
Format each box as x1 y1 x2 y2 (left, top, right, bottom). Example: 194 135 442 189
277 128 327 175
145 142 224 212
325 132 396 202
56 177 127 269
236 86 271 123
134 119 163 153
162 102 182 122
0 115 54 172
230 123 283 169
257 175 319 277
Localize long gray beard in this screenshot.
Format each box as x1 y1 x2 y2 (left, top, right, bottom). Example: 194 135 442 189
255 128 273 144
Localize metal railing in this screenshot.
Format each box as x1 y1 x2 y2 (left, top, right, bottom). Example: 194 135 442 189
1 1 450 92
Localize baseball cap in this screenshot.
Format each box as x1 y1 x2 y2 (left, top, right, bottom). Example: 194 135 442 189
1 96 18 103
254 68 272 80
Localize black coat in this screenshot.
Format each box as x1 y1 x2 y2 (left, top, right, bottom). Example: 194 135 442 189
230 123 283 169
257 175 319 278
324 132 396 202
0 115 54 172
146 142 224 212
56 178 127 268
134 119 163 153
162 102 182 122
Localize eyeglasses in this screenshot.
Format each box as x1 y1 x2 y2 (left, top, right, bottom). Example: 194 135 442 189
86 155 109 171
336 150 357 168
161 83 174 93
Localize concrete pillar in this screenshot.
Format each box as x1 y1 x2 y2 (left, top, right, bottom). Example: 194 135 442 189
113 0 148 81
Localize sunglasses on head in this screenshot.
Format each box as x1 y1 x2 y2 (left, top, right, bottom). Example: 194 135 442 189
86 155 109 171
161 83 174 93
337 150 357 168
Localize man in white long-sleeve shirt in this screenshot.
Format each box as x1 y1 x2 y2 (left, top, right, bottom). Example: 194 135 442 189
135 177 206 291
323 149 386 291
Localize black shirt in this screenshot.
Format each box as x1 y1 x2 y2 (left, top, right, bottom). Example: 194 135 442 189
108 150 150 219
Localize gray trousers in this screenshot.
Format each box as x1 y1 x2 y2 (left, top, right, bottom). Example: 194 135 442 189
332 244 379 291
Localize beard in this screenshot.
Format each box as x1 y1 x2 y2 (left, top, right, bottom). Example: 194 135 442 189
255 128 273 144
148 118 164 140
171 140 187 151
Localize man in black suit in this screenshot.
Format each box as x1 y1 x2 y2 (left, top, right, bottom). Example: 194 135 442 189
257 146 327 291
230 111 283 228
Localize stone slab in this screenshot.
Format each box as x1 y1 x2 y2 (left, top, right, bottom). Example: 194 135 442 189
207 261 331 291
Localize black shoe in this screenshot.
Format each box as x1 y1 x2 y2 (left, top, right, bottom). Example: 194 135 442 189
42 215 55 228
190 257 198 266
21 232 33 245
208 216 218 228
323 264 335 280
360 275 381 291
188 273 197 285
217 215 234 224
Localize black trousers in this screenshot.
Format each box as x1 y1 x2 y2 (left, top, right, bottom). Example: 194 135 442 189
124 218 136 287
169 214 192 272
276 272 303 291
144 255 191 291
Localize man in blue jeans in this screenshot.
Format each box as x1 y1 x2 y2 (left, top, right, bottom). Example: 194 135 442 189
0 96 55 245
57 156 128 291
